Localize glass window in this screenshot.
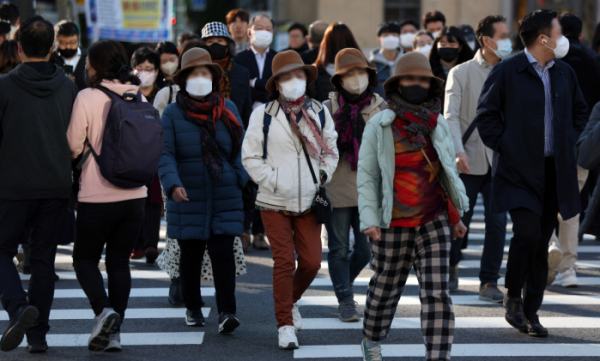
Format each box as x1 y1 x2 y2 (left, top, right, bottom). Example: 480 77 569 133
384 0 420 23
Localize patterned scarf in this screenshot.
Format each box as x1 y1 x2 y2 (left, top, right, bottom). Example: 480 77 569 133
280 95 337 165
176 91 243 179
214 56 233 100
387 93 441 150
332 88 373 170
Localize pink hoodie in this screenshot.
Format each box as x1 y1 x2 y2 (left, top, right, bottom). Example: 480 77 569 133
67 80 148 203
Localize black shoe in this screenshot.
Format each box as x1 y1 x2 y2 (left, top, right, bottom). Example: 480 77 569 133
27 342 48 353
168 278 184 307
185 309 205 327
523 315 548 337
218 312 240 334
503 293 526 331
0 305 39 352
54 273 60 282
22 265 31 275
145 247 159 264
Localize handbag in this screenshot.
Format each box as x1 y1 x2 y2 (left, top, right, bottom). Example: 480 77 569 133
242 180 258 211
420 149 461 225
302 147 332 224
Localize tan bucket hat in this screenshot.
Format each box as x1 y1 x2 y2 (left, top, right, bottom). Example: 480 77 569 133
173 48 223 85
330 48 376 85
266 50 318 93
382 52 444 92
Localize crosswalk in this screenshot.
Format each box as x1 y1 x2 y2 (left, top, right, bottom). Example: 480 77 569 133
4 195 600 359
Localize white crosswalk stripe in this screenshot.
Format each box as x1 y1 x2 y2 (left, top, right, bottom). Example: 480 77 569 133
17 332 205 348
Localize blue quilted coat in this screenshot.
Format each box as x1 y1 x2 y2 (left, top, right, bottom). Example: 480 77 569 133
158 98 250 241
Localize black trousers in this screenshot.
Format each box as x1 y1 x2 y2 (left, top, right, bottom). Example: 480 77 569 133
179 235 236 315
243 209 264 235
134 197 162 250
505 158 559 317
73 199 145 324
0 198 68 344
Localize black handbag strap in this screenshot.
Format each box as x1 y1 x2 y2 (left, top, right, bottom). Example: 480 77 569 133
462 121 477 145
302 146 320 187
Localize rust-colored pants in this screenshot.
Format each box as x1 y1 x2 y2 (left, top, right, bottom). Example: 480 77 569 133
261 211 322 328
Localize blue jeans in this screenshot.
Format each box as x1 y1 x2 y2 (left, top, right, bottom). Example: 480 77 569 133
450 171 507 287
325 207 371 303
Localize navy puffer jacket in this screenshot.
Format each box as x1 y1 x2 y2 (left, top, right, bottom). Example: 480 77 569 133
158 98 250 241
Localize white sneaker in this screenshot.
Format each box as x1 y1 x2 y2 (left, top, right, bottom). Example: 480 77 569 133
88 308 121 351
547 243 563 286
104 332 122 352
292 303 302 330
553 267 578 288
278 326 299 350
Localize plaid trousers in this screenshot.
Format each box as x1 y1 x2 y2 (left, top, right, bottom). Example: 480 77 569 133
363 213 455 361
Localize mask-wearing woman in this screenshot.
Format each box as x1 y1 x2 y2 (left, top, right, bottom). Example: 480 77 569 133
67 40 148 352
358 52 469 361
322 48 385 322
413 30 434 57
158 48 249 334
131 47 161 103
242 50 339 350
156 41 179 88
429 26 475 82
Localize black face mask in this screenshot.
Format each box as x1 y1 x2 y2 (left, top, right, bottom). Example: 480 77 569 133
209 43 228 60
437 47 459 62
59 48 78 59
399 84 429 105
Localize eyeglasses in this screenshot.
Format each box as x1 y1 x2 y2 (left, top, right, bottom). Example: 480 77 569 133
135 67 156 72
58 40 79 47
231 22 247 27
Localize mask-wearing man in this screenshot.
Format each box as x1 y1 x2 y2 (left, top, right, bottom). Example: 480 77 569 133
422 10 446 39
399 19 419 53
369 21 404 99
49 20 88 90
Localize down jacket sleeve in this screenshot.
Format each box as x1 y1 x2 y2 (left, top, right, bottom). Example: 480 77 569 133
157 104 183 199
357 118 383 232
576 102 600 170
318 105 339 184
241 106 278 192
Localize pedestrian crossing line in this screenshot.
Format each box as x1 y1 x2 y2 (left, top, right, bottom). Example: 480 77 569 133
298 294 600 306
0 308 210 321
53 287 216 298
320 244 600 254
17 332 204 348
301 317 600 330
293 343 600 358
310 276 600 287
20 270 170 281
316 260 600 270
52 254 160 264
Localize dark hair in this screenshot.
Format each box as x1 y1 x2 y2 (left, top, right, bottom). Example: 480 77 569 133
519 9 557 48
558 12 582 39
156 41 179 56
54 20 79 38
412 30 434 48
17 16 54 59
314 23 361 69
88 40 140 88
377 21 401 37
178 32 200 47
422 11 446 28
0 39 20 72
249 13 274 28
225 8 250 25
330 68 378 94
593 23 600 54
400 19 420 32
131 46 160 69
0 2 18 25
384 78 443 103
288 22 308 37
0 20 10 37
176 42 220 94
476 15 507 47
429 26 475 77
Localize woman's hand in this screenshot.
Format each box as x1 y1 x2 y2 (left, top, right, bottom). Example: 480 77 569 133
452 220 467 240
456 152 471 174
172 187 189 202
364 226 381 241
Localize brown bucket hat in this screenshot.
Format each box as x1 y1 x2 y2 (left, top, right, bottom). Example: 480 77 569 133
266 50 318 93
330 48 376 85
382 51 444 92
173 48 223 85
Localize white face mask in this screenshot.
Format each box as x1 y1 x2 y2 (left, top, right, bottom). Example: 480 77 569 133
543 35 569 59
467 40 476 50
160 61 178 76
342 73 369 95
487 37 512 60
186 76 213 97
279 77 306 101
252 30 273 48
417 44 432 56
400 33 416 49
136 71 156 88
431 31 440 39
381 35 400 50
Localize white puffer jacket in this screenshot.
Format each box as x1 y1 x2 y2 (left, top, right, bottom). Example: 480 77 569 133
242 99 339 213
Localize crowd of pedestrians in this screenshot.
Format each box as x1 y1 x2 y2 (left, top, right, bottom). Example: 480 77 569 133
1 4 600 361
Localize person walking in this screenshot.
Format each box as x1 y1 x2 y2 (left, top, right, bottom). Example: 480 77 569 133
358 52 469 361
131 47 162 103
475 9 588 337
156 41 179 88
226 9 251 54
369 21 404 98
284 23 309 53
0 15 78 354
444 15 511 302
49 20 87 90
242 50 339 350
158 48 249 334
323 48 385 322
300 21 327 65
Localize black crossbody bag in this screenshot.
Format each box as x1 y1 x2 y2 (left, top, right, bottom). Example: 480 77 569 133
302 147 332 224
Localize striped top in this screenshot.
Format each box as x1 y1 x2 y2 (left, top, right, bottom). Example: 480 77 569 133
524 48 555 157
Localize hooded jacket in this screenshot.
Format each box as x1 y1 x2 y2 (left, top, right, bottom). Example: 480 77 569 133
369 47 404 99
0 62 78 200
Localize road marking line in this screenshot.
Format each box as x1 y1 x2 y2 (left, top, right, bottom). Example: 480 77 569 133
20 270 170 281
316 260 600 270
310 276 600 287
0 308 210 321
52 287 215 298
17 332 204 347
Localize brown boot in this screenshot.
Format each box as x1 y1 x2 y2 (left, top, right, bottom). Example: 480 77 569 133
253 233 270 250
241 233 251 252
